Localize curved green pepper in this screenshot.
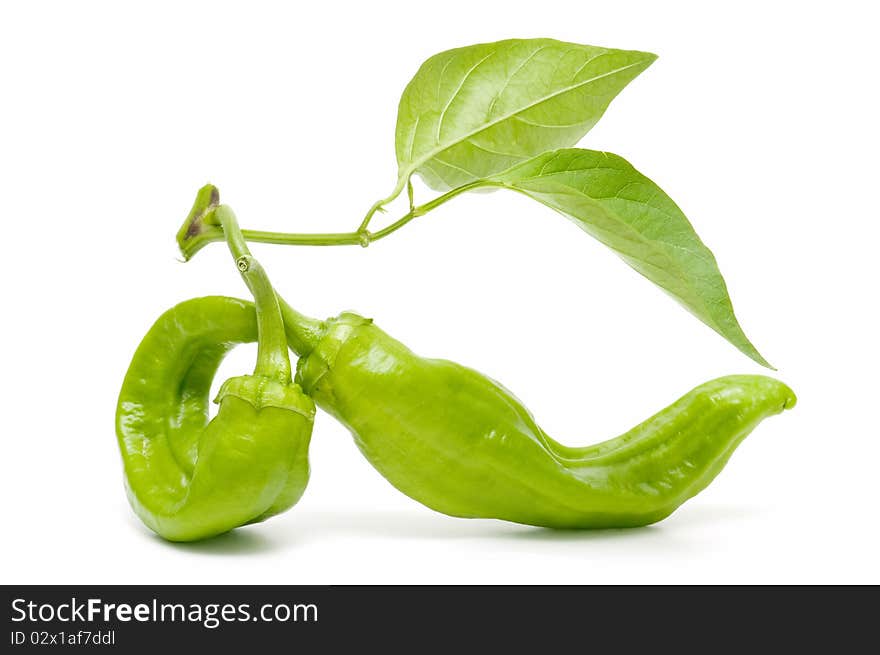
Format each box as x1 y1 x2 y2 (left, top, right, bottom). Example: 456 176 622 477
283 307 795 528
115 203 315 542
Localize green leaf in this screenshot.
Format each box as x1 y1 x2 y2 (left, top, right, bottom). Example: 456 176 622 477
488 149 771 367
394 38 656 194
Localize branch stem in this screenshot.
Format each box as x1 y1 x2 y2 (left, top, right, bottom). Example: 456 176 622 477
240 180 488 248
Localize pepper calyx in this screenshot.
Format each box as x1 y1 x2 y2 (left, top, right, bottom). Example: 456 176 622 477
215 375 315 418
295 312 372 393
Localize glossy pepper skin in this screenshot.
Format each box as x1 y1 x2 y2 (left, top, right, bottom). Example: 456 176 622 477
286 308 796 528
116 198 315 542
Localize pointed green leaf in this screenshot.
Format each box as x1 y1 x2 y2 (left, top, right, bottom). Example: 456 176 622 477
395 39 656 192
488 149 771 367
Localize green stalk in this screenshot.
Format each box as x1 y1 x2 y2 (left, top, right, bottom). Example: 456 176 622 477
278 298 323 357
177 181 489 260
238 180 487 247
356 176 410 233
214 205 292 383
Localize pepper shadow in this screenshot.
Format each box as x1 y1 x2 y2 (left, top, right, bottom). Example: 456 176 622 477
289 509 663 543
496 523 663 543
148 525 287 555
290 502 762 543
500 503 762 541
502 505 762 541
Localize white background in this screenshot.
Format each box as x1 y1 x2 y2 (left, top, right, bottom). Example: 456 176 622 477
1 1 877 584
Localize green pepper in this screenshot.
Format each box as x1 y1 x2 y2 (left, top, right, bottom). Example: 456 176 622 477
283 307 795 528
115 195 314 542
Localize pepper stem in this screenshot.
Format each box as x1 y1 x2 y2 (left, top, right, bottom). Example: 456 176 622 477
177 185 326 357
277 298 323 357
214 205 292 383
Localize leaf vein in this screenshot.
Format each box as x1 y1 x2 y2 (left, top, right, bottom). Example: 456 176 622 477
486 44 552 116
436 51 497 142
408 59 650 175
512 115 593 129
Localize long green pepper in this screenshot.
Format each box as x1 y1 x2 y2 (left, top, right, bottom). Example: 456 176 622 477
285 308 795 528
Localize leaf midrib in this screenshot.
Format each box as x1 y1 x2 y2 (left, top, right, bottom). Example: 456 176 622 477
495 182 723 328
400 58 651 181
